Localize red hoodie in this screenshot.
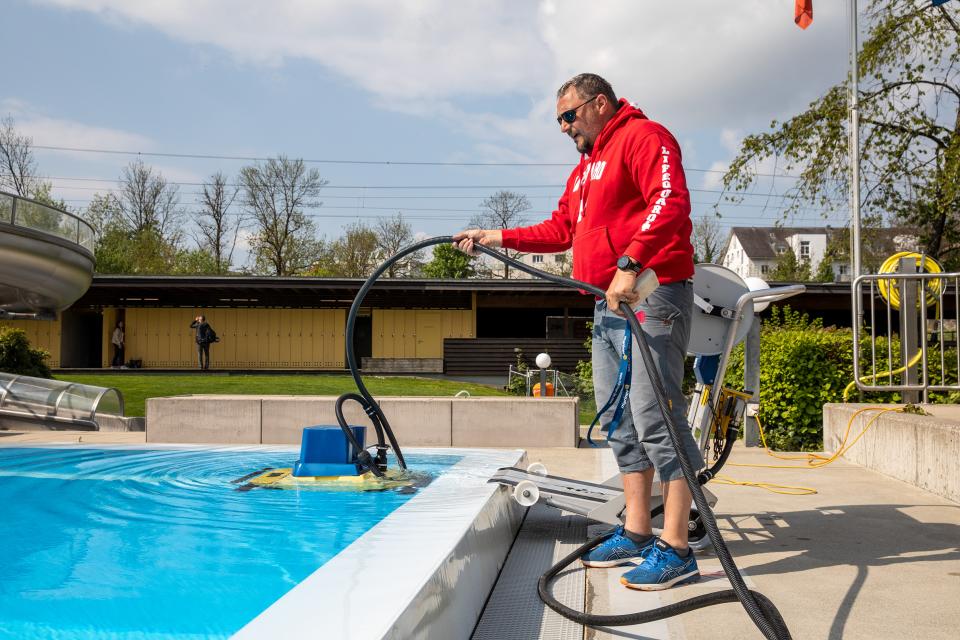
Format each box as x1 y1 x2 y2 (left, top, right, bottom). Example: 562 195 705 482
501 100 694 291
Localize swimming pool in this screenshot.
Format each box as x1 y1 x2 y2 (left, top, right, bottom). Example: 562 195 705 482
0 444 523 639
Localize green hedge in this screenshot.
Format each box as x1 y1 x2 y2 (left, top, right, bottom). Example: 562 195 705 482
724 307 852 451
0 326 52 378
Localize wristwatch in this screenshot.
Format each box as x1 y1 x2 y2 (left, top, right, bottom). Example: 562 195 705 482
617 255 643 275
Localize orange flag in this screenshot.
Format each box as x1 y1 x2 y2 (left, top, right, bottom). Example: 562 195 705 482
795 0 813 29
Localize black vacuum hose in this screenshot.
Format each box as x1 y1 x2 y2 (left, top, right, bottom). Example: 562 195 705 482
335 393 388 477
339 235 792 639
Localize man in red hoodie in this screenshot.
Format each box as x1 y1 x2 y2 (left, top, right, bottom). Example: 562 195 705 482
455 73 704 590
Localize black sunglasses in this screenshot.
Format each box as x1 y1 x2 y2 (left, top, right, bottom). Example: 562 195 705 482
556 95 598 125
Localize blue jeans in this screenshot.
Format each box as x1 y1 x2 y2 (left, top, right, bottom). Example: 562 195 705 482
592 281 703 482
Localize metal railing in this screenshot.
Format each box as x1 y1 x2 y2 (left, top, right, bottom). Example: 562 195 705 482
0 190 95 254
506 366 583 397
852 268 959 402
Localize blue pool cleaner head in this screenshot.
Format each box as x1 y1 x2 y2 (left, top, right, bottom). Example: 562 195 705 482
292 425 366 477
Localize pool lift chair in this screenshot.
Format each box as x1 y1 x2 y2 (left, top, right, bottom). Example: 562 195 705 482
490 264 805 548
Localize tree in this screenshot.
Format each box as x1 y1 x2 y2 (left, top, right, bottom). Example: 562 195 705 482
815 254 836 282
83 193 116 239
722 1 960 269
691 215 722 263
470 190 531 278
315 222 381 277
770 248 812 282
112 160 184 245
172 247 220 275
241 156 326 276
14 181 67 236
93 226 179 274
82 166 185 275
373 213 425 277
0 326 51 378
542 250 573 277
422 243 476 279
0 116 37 197
29 181 68 210
195 172 241 274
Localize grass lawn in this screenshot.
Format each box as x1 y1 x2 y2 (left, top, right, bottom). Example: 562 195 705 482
57 374 509 418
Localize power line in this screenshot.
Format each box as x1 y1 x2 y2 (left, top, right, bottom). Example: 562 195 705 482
36 175 847 204
31 144 813 179
56 201 847 225
56 194 842 214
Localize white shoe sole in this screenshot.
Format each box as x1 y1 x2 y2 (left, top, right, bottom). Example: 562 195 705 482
621 570 700 591
581 557 641 568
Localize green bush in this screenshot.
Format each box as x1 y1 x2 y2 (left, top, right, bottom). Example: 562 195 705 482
0 326 52 378
575 324 594 398
724 306 853 452
506 349 529 396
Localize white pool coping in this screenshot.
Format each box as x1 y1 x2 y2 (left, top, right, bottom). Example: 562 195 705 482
233 446 525 640
0 442 525 639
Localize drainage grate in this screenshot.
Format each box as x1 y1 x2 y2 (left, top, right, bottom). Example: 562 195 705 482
472 503 587 640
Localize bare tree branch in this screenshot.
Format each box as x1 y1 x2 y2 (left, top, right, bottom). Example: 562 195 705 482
195 172 240 273
241 156 326 276
0 117 37 197
469 190 531 278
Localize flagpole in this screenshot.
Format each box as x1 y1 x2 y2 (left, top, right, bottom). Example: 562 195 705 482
849 0 862 281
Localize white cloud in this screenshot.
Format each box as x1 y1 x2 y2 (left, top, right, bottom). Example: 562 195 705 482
35 0 552 100
540 1 848 130
2 98 152 153
33 0 850 168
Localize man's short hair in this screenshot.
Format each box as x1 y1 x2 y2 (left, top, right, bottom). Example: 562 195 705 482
557 73 617 104
199 315 206 322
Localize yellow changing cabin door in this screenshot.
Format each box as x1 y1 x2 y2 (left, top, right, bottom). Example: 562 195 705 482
415 311 443 358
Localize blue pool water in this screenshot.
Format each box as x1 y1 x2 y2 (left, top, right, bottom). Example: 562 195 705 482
0 446 460 639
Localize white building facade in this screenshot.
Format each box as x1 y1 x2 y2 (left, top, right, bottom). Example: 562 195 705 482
721 227 838 281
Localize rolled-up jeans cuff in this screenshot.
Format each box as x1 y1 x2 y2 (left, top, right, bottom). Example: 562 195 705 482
618 460 654 474
656 464 688 483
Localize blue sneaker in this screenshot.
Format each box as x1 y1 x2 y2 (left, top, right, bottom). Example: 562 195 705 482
620 539 700 590
581 527 656 568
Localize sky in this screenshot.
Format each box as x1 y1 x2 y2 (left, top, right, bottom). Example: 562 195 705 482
2 0 855 268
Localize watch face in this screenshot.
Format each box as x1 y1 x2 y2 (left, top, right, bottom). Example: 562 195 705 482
617 256 631 270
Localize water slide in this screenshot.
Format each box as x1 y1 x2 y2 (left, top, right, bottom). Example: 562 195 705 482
0 372 125 431
0 191 95 319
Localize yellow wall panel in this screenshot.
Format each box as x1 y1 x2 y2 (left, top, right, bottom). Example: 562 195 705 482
335 309 346 368
222 308 238 366
1 317 62 367
371 308 475 360
82 306 348 371
5 303 472 371
314 310 326 366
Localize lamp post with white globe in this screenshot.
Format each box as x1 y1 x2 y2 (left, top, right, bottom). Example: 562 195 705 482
535 352 551 399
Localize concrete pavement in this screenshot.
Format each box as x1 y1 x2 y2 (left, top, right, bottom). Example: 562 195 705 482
519 442 960 640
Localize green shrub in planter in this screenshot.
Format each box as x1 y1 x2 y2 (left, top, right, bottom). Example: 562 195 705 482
0 326 52 378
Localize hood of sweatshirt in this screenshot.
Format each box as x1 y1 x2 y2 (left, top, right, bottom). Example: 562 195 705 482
587 99 648 160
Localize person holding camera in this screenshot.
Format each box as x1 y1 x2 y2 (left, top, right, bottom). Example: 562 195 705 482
189 315 216 370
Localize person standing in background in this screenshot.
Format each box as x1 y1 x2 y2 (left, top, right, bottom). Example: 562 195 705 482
190 315 213 370
111 321 124 367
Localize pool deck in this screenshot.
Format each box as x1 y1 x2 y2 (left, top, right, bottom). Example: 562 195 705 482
4 430 959 640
